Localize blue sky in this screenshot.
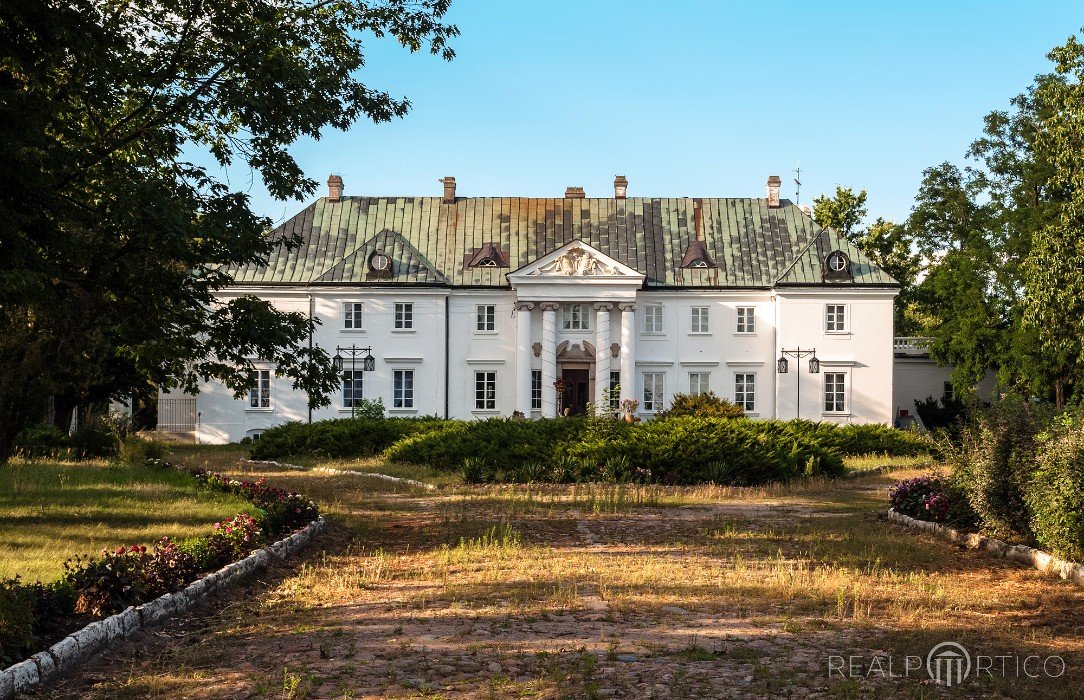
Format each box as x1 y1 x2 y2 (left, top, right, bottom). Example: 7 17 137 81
226 1 1084 227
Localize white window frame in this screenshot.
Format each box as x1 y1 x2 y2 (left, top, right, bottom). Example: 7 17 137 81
643 304 664 335
394 302 414 330
342 369 364 409
608 370 621 411
561 303 591 332
825 303 848 333
734 372 756 413
823 371 849 414
342 301 365 331
531 370 542 411
247 369 272 410
393 369 415 409
642 372 665 412
689 371 710 395
476 304 496 333
736 306 756 334
690 306 709 335
475 370 497 411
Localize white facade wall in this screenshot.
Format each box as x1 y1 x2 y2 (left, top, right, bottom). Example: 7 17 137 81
186 282 898 443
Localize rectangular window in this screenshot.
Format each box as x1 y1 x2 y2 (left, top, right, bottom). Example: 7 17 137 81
609 371 621 410
736 306 756 334
476 304 496 332
690 306 709 334
394 302 413 330
690 372 710 395
642 372 665 411
475 371 496 410
735 373 755 412
342 302 364 330
531 370 542 410
943 381 954 401
644 305 664 334
393 369 414 409
825 372 847 413
342 370 363 408
826 304 847 332
248 370 271 409
561 303 590 331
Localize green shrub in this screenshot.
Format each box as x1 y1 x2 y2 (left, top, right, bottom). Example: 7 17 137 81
118 436 165 465
0 580 34 664
946 394 1045 540
70 413 121 459
13 424 71 459
386 417 586 471
660 391 745 418
1027 424 1084 561
250 417 442 460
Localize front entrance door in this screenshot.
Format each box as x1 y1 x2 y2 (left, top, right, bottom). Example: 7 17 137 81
561 369 590 415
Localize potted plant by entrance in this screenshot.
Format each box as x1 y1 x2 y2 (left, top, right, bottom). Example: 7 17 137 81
620 398 640 422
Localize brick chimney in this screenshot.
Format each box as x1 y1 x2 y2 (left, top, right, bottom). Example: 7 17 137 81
613 175 628 199
565 186 585 199
440 176 456 203
766 175 782 208
327 174 344 202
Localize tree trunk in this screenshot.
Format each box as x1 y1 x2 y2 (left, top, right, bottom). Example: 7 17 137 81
1055 375 1065 410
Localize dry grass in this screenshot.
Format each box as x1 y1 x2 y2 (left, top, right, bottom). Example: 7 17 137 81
41 449 1084 699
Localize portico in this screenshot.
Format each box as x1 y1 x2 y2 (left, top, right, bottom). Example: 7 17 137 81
507 241 645 417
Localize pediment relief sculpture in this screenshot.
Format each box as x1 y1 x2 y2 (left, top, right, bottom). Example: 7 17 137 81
530 246 627 276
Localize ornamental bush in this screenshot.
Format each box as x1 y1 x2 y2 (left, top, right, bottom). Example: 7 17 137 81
1027 424 1084 561
659 391 745 418
250 416 443 460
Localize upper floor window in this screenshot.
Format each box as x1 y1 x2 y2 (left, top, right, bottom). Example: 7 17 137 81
342 302 364 330
394 302 413 330
562 304 590 331
248 369 271 409
644 305 664 334
690 307 709 334
476 304 496 332
825 304 847 333
736 307 755 334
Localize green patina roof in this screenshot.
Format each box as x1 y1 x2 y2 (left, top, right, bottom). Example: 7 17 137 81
231 196 898 288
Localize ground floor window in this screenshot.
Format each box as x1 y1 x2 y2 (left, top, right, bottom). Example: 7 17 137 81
476 371 497 410
824 372 847 413
248 369 271 409
342 370 363 407
642 372 665 412
689 372 710 395
734 373 755 411
609 370 621 410
393 369 414 408
531 370 542 410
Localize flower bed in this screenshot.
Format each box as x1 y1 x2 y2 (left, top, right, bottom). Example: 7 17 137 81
0 460 319 665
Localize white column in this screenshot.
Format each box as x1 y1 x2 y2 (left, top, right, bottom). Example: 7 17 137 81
619 302 636 408
594 302 612 413
515 301 535 416
540 302 559 418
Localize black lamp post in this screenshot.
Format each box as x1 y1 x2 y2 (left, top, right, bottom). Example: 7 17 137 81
334 345 376 417
777 347 819 419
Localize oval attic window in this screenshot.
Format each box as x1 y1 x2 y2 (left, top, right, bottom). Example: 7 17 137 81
369 252 391 272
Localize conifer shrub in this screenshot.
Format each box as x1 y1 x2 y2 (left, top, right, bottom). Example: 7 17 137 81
250 416 444 460
659 391 745 418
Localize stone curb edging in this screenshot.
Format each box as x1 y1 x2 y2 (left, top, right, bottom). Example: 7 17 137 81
245 459 437 491
887 508 1084 588
0 516 326 700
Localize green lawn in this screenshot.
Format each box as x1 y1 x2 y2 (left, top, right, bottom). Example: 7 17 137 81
0 459 255 583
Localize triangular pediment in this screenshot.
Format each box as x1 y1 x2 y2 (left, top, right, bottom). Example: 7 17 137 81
509 241 643 280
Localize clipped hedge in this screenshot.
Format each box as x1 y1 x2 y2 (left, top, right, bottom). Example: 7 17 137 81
250 417 445 460
384 417 586 470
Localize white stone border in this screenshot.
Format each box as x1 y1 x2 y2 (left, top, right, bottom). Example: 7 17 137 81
0 516 325 700
887 508 1084 588
245 459 437 491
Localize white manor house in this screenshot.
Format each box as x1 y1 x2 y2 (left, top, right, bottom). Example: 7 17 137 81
163 175 953 444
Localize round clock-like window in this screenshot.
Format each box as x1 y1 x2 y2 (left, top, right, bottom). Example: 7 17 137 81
826 251 849 272
369 252 391 271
